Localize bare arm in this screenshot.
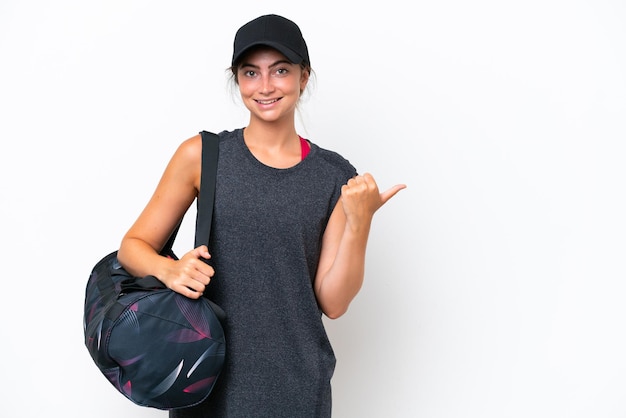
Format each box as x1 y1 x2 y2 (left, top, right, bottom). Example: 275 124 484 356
314 173 406 319
117 134 214 299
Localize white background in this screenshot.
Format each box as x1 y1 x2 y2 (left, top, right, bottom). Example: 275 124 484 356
1 1 625 417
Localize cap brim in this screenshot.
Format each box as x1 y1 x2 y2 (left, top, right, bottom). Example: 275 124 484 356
232 41 303 66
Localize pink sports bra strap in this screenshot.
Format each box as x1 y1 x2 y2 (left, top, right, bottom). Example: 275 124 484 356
299 136 310 160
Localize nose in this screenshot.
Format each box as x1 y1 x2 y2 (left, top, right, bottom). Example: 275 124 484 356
259 73 274 94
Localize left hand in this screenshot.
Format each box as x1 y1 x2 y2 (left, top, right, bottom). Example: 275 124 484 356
340 173 406 228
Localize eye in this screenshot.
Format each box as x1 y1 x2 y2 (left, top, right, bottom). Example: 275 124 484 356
244 70 257 77
275 67 289 76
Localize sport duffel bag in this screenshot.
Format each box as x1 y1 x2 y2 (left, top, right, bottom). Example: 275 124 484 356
83 131 225 410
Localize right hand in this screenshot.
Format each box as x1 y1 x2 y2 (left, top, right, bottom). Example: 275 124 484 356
162 245 214 299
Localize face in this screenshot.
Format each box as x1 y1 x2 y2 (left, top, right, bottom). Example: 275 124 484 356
236 47 309 124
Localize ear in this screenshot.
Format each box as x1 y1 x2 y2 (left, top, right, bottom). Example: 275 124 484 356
300 69 310 93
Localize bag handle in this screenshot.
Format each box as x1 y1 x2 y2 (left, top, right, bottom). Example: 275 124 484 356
195 131 220 250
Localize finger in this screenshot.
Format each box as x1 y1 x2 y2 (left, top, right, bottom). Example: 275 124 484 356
180 257 212 285
194 245 211 260
356 173 382 196
190 280 207 294
182 270 208 293
360 172 375 183
179 285 203 300
168 276 204 299
345 176 371 195
380 184 407 204
345 177 359 188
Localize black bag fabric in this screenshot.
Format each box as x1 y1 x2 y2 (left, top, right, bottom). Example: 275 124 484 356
83 131 225 410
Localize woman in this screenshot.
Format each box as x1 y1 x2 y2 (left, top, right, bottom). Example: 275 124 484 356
117 14 405 417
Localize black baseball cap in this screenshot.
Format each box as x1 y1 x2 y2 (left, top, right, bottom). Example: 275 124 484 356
232 14 310 66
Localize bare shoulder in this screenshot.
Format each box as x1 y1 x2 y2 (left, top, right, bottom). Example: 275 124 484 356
161 134 203 192
175 134 203 163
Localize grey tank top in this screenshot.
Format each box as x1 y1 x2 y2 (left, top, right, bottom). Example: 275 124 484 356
172 128 357 418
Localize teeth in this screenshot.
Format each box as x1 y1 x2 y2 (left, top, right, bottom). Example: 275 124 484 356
257 99 278 104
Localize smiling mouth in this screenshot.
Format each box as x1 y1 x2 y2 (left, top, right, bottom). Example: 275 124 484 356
255 98 280 105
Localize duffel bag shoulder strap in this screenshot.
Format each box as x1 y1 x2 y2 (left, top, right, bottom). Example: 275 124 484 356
195 131 219 250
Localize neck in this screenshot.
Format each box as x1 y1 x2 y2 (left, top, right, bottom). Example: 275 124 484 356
243 119 298 147
242 121 302 169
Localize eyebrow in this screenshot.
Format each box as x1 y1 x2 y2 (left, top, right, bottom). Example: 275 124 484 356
239 59 293 69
